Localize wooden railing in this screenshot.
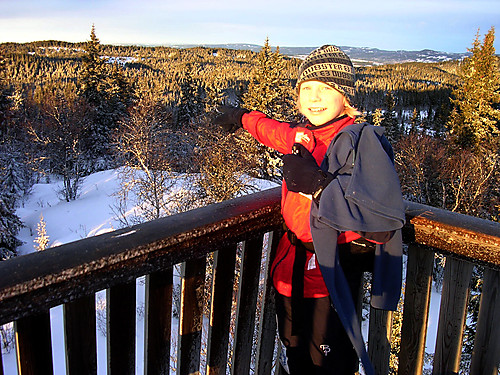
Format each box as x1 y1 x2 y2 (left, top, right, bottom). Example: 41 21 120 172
0 187 499 375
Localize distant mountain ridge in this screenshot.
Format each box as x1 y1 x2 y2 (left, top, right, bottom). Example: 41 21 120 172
169 43 470 65
4 40 470 66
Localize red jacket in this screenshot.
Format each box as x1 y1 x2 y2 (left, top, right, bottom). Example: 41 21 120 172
242 111 361 297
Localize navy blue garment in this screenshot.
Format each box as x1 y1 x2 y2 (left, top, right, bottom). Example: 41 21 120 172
310 123 405 375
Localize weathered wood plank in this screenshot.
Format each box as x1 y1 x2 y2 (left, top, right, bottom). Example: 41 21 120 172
470 267 500 375
144 268 173 375
432 257 473 375
107 281 136 375
255 230 282 375
368 307 393 375
405 201 500 267
177 257 206 375
206 245 238 375
398 243 434 375
63 295 97 375
15 311 53 375
232 235 264 375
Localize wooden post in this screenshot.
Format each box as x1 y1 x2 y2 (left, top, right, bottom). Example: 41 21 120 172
206 245 237 375
255 230 282 375
177 257 206 375
15 311 53 375
470 267 500 375
107 280 136 375
63 295 97 375
232 235 264 375
368 308 393 375
432 256 473 375
398 244 434 375
144 268 173 375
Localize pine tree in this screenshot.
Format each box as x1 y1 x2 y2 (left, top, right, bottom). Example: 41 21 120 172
34 214 49 251
79 25 133 171
105 63 135 120
177 63 202 128
371 108 384 126
242 38 295 181
0 45 12 134
80 25 107 107
0 191 22 260
203 72 226 113
242 38 294 121
447 27 500 153
409 108 421 134
381 92 401 143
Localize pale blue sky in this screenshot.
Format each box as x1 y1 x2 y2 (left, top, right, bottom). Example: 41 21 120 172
1 0 499 52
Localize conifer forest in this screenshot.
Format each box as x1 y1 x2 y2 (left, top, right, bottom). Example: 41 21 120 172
0 27 499 261
0 25 499 373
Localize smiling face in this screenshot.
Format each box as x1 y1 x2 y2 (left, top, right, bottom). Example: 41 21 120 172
297 80 347 126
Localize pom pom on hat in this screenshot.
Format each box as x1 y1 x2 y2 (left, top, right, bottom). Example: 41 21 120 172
296 45 356 103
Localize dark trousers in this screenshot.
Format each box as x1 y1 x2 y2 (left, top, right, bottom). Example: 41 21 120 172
275 242 373 375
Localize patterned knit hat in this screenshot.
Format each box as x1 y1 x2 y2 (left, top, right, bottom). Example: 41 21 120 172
296 45 356 103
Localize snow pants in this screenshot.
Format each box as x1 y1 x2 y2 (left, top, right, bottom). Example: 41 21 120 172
275 240 374 375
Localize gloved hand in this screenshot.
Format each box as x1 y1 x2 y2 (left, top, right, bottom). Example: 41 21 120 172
283 143 335 201
213 106 249 133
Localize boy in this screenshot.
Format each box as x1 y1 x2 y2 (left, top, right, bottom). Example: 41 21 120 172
215 45 405 375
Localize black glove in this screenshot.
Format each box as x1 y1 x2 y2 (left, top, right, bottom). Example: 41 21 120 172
214 106 249 133
283 143 335 202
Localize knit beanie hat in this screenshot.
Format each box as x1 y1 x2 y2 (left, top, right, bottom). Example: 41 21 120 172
296 45 356 103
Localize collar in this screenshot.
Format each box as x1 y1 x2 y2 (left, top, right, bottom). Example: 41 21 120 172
304 114 350 130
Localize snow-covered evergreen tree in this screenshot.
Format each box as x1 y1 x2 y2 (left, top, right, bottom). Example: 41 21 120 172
242 38 294 121
242 38 296 181
0 48 23 260
80 25 107 107
0 191 22 260
34 214 49 251
409 108 421 134
177 63 202 128
371 108 384 126
0 44 15 138
447 27 500 153
79 25 133 172
203 72 226 113
381 92 401 143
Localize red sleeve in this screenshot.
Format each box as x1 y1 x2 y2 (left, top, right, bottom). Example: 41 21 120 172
242 111 315 154
241 111 291 154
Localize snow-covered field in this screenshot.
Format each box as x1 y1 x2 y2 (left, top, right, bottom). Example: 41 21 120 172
1 169 442 374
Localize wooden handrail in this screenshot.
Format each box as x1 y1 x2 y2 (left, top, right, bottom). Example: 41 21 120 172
404 200 500 268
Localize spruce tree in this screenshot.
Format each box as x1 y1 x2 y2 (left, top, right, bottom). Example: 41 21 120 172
242 38 295 181
0 45 12 134
242 38 294 121
447 27 500 153
177 63 202 128
409 108 421 134
79 25 133 171
371 108 384 126
34 214 49 251
0 190 22 260
80 25 106 107
381 92 401 143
